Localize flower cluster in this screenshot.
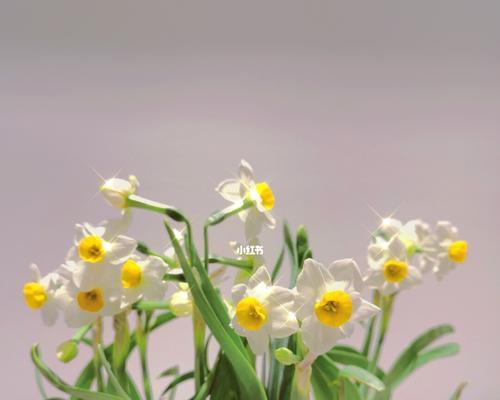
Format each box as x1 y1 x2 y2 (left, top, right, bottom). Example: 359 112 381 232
24 159 469 400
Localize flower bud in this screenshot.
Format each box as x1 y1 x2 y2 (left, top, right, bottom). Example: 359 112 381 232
274 347 301 366
57 340 78 363
169 289 192 317
100 176 138 209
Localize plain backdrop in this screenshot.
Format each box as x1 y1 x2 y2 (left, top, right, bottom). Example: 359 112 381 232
1 1 499 399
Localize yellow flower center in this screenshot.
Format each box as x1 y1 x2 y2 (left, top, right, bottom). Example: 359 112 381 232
78 235 106 263
448 240 468 263
235 297 268 330
383 259 408 283
77 288 104 312
255 182 275 210
121 259 143 288
23 282 47 309
314 290 353 328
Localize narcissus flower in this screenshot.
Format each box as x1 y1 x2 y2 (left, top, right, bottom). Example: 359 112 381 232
100 175 139 209
56 264 122 328
294 259 379 356
373 218 430 259
423 221 468 279
216 159 276 239
23 264 62 326
365 236 422 296
120 256 168 306
231 266 298 355
67 214 136 265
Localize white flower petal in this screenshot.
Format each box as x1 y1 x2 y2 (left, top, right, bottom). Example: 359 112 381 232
352 299 380 322
246 331 269 355
301 316 345 356
107 236 137 264
239 159 255 185
29 263 42 282
387 236 407 260
269 306 298 338
328 259 363 292
248 266 271 289
41 299 59 326
215 179 242 203
296 259 330 299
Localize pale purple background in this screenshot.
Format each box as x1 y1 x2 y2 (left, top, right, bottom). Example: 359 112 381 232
1 1 499 399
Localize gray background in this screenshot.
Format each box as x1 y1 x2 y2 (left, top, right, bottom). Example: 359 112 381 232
1 1 499 398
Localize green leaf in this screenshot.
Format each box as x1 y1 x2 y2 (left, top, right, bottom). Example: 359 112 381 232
339 377 362 400
384 324 455 388
450 382 467 400
296 225 310 268
161 371 195 396
312 362 339 400
338 365 385 392
327 346 370 369
158 366 180 378
31 344 124 400
283 221 299 284
271 246 285 282
393 343 460 387
96 346 131 399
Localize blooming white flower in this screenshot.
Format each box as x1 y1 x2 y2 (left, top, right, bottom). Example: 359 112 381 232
294 259 379 357
100 175 139 209
230 266 298 355
422 221 468 279
120 256 168 306
22 264 62 326
216 159 276 240
365 236 422 296
68 213 136 265
56 261 122 328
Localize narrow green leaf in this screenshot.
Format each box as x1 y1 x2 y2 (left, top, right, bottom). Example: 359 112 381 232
327 346 370 369
283 221 299 284
338 365 385 392
161 371 195 396
271 246 285 282
450 382 467 400
393 343 460 387
384 324 455 388
312 363 339 400
96 346 131 399
31 344 124 400
158 366 180 378
340 377 362 400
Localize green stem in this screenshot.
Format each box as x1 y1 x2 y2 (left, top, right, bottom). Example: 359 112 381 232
362 291 381 357
208 255 254 271
204 200 255 270
92 317 104 392
136 311 153 400
136 242 177 267
370 294 395 372
73 324 92 343
134 300 170 311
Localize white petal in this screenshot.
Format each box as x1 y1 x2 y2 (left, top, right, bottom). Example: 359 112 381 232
352 299 380 322
269 305 298 338
435 221 458 241
231 283 248 304
244 209 265 240
265 286 295 307
41 299 59 326
296 259 330 298
328 259 363 292
246 331 269 355
301 316 345 356
248 266 271 289
215 179 242 203
239 159 255 185
387 236 407 260
108 236 137 264
368 243 387 262
101 212 132 241
363 269 385 288
29 263 42 282
379 282 398 296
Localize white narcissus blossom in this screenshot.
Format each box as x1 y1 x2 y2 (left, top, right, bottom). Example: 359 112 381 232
422 221 468 280
100 175 139 209
23 264 63 326
216 159 276 240
67 213 136 265
231 266 298 355
56 261 122 328
120 256 168 306
365 236 422 296
294 259 380 357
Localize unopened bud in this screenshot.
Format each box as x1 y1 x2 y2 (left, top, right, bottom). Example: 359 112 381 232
57 340 78 363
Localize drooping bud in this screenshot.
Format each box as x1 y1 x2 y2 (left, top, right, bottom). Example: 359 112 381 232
274 347 302 366
57 340 79 363
100 175 138 209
